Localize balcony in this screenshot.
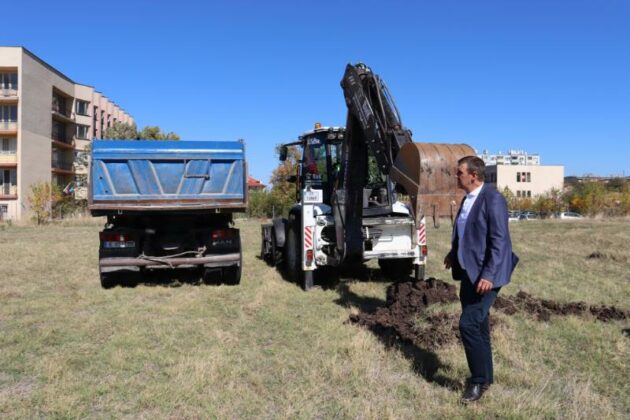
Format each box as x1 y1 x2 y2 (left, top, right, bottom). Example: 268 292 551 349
0 151 17 165
0 89 18 103
0 184 17 198
51 156 75 171
0 121 17 134
52 139 74 150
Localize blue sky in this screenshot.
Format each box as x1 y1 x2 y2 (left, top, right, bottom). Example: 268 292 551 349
4 0 629 181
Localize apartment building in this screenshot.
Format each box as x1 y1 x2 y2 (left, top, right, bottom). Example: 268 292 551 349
478 149 541 166
486 164 564 198
0 47 133 221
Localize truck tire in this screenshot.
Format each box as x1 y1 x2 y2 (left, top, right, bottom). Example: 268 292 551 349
223 236 242 285
100 272 117 289
222 264 241 285
378 258 413 281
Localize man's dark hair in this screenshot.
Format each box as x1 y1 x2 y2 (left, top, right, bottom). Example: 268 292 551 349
458 156 486 181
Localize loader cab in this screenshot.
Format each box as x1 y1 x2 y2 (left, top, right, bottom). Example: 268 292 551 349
280 126 344 205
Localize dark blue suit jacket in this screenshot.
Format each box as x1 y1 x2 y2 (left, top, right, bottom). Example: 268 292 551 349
450 184 519 287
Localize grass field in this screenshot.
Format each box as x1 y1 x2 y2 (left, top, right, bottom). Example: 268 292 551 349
0 218 628 418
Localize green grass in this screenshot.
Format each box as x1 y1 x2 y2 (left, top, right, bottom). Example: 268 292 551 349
0 218 628 418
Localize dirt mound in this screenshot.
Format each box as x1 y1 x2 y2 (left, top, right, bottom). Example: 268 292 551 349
349 279 629 350
494 291 629 322
349 278 461 350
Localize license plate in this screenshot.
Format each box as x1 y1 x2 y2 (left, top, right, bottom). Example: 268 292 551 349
303 189 323 204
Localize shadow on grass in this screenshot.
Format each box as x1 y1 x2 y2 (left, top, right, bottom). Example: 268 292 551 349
104 268 240 288
265 258 396 291
335 282 462 391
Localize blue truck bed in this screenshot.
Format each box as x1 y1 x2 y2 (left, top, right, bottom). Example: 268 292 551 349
89 140 247 213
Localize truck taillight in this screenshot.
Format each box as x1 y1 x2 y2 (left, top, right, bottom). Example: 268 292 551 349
210 229 238 246
211 229 235 240
100 232 135 249
305 249 314 265
421 245 428 256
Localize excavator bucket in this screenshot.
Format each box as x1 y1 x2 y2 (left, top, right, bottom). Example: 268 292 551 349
391 142 476 226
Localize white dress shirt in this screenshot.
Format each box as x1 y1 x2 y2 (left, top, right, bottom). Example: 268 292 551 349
456 183 484 270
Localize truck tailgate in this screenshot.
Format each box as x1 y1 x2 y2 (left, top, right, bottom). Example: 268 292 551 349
89 140 247 212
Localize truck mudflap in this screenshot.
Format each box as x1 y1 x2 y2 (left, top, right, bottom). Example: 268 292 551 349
99 252 241 271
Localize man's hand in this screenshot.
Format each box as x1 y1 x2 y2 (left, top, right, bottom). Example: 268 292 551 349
444 253 453 270
476 278 493 294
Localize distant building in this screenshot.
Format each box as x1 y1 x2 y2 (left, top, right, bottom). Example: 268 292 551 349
478 149 540 166
247 176 266 190
0 46 133 221
479 149 562 197
564 175 629 188
486 165 564 198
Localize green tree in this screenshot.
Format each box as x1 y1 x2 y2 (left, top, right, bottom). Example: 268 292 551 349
567 181 607 215
103 123 180 140
103 122 139 139
268 145 300 217
139 126 180 140
500 187 516 210
247 189 272 218
28 182 62 225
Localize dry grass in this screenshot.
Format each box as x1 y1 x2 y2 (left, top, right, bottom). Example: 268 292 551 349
0 218 628 418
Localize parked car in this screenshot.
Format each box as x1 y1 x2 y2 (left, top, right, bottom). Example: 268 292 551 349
558 211 584 220
508 211 520 222
519 212 540 221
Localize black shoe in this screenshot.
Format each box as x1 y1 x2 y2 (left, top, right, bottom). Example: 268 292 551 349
461 383 490 403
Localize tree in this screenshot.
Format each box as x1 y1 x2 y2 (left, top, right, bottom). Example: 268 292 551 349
567 181 607 215
268 145 300 217
500 187 516 210
103 122 139 139
28 182 62 225
102 123 180 140
139 126 180 140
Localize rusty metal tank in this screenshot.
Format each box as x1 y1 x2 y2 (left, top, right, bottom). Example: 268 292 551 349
391 142 476 226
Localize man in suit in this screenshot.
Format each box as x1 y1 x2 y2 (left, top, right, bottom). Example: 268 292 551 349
444 156 518 403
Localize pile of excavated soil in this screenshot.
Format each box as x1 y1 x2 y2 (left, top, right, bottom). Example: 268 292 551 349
349 278 461 350
349 279 629 350
494 291 629 322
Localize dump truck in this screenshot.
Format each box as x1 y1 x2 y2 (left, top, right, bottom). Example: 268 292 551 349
261 63 474 290
89 139 247 288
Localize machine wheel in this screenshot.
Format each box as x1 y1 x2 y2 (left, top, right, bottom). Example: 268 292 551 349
285 220 300 283
378 258 413 281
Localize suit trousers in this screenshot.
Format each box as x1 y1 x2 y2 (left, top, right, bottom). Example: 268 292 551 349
459 273 501 384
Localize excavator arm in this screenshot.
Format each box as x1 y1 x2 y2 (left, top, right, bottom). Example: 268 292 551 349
334 63 474 263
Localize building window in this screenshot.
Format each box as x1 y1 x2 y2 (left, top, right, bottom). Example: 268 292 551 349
76 125 89 140
75 100 90 116
527 191 532 198
0 204 7 220
516 173 520 182
526 172 531 182
1 169 17 195
0 105 17 122
0 73 18 91
1 137 16 154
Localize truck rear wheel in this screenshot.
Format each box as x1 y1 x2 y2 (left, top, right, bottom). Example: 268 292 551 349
378 258 413 281
222 264 241 285
100 272 117 289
